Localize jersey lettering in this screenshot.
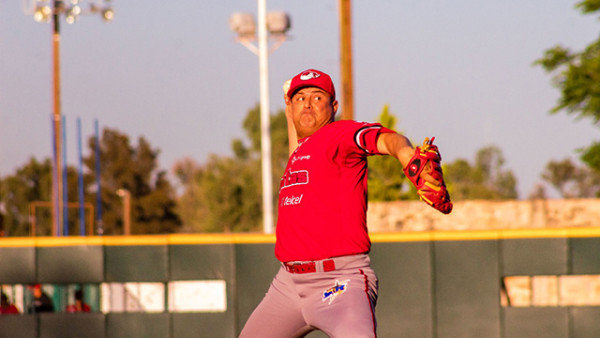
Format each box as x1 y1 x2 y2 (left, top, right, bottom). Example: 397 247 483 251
281 194 303 207
280 170 309 190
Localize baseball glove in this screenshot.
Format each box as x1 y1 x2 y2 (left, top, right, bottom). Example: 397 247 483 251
403 137 453 214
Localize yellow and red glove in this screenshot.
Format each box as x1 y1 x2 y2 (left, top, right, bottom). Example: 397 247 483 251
403 137 453 214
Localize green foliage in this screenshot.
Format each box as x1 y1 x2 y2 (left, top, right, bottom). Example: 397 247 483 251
173 158 207 232
367 105 417 201
541 159 577 197
0 128 182 236
174 104 290 232
541 157 600 198
0 157 88 236
0 158 53 236
83 128 181 235
576 0 600 13
535 1 600 124
536 0 600 174
196 155 261 232
581 141 600 172
444 146 518 200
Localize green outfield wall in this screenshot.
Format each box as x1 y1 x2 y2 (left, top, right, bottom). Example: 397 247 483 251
0 229 599 338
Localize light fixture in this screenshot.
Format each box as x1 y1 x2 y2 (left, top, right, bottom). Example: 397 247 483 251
101 7 114 22
266 11 290 35
30 0 115 24
229 12 256 38
33 5 52 23
65 5 81 24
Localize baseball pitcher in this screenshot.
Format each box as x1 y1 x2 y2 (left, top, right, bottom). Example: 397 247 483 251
240 69 452 338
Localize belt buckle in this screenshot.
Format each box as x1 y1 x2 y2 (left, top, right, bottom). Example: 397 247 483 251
323 259 335 272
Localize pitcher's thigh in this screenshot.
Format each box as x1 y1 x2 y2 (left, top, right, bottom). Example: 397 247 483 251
240 271 309 338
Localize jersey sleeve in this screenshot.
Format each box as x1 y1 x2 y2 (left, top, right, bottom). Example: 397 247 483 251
352 123 395 155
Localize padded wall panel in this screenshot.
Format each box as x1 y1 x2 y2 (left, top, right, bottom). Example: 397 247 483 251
37 246 103 283
170 244 234 281
0 247 35 284
105 313 169 338
0 315 37 338
571 307 600 338
570 238 600 274
234 243 278 335
169 244 237 335
371 242 434 338
171 313 235 338
105 245 168 282
434 240 501 338
503 307 568 338
501 238 567 276
39 313 105 338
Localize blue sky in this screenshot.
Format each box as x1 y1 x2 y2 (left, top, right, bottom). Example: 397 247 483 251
1 0 598 199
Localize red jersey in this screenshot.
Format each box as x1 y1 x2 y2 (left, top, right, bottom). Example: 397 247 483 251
275 120 394 262
0 305 19 314
66 303 91 313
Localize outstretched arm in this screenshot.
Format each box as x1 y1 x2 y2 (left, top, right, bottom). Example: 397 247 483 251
376 132 415 168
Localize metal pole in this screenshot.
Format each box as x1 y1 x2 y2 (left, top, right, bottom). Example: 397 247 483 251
257 0 274 234
95 119 103 235
51 114 59 236
338 0 354 120
77 117 86 236
52 0 64 235
62 116 68 236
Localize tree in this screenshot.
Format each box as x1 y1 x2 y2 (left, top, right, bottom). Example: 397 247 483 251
84 128 181 235
0 157 88 236
535 0 600 172
541 159 577 197
581 141 600 173
475 146 518 199
541 158 600 198
194 155 261 232
367 105 417 201
174 104 290 232
444 146 518 200
1 128 181 236
0 158 54 236
172 158 208 232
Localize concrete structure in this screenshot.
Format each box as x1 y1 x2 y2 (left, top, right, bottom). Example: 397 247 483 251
368 198 600 232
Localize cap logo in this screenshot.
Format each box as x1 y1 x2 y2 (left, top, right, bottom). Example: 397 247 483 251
300 71 321 81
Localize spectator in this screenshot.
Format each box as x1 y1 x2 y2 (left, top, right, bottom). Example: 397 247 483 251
28 284 54 313
66 289 91 313
0 292 19 314
0 214 5 237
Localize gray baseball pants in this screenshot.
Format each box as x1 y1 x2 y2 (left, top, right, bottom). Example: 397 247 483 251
239 254 378 338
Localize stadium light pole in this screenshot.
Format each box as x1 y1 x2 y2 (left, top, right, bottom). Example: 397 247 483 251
338 0 354 121
27 0 114 235
229 3 291 234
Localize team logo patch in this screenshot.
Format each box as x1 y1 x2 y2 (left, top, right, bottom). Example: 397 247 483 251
300 71 321 81
322 280 350 304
